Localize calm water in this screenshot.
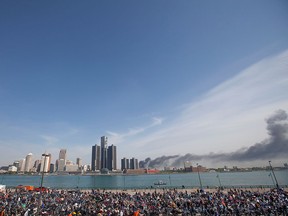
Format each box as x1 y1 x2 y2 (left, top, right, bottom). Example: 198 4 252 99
1 170 287 189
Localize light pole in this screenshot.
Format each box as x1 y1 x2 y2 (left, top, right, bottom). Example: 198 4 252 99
196 163 203 190
269 173 275 187
268 161 279 189
216 174 222 189
123 174 126 191
38 153 48 215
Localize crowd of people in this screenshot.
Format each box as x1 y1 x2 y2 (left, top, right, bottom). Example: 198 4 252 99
0 187 287 215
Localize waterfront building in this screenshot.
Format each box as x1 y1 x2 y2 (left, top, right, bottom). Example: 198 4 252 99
100 136 108 169
34 160 41 172
107 144 117 170
65 164 79 172
50 163 55 173
19 158 26 172
92 136 118 171
58 159 66 172
58 149 67 172
12 161 20 172
76 158 82 168
130 158 139 170
59 149 67 161
40 154 51 173
91 144 101 171
66 160 73 166
8 165 17 172
121 157 130 170
24 153 33 172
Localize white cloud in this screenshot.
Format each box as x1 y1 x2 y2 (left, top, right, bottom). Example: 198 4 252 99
151 117 164 126
40 135 59 146
117 49 288 163
107 117 164 144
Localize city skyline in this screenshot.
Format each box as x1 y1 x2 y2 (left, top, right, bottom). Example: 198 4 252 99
0 1 288 168
1 130 287 171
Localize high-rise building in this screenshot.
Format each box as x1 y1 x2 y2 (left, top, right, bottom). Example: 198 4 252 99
121 157 130 170
76 158 82 168
58 159 66 172
24 153 33 172
100 136 108 169
58 149 67 172
59 149 67 161
130 157 139 170
91 144 101 171
34 160 41 172
13 161 20 171
40 154 51 173
107 145 117 170
92 136 118 171
19 158 26 172
50 164 55 173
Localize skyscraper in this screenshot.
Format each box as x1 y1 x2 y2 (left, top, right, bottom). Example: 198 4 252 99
91 144 101 171
121 157 130 170
40 153 51 173
19 158 26 172
59 149 67 161
92 136 118 171
130 157 139 170
24 153 33 172
107 144 117 170
76 158 82 168
58 149 67 172
100 136 108 169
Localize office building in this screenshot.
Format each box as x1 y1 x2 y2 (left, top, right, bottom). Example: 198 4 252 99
76 158 82 168
13 161 20 171
107 144 117 170
19 159 26 172
65 164 79 172
24 153 33 172
58 149 67 172
130 158 139 170
50 164 55 173
92 136 118 171
121 157 130 170
40 154 51 173
100 136 108 169
59 149 67 161
91 144 101 171
58 159 66 172
8 166 17 172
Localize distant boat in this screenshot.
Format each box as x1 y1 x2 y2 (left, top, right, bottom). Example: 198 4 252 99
154 180 167 186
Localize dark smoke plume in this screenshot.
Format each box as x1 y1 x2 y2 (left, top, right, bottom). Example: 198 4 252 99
139 109 288 168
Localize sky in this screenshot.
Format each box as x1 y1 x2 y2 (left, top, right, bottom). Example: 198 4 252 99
0 0 288 168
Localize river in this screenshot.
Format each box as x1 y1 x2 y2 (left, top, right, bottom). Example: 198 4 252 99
1 170 287 190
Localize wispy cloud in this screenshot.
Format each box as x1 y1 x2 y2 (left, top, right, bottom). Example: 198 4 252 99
40 135 59 146
107 117 164 144
117 49 288 165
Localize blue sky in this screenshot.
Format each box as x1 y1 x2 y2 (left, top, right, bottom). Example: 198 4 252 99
0 0 288 168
